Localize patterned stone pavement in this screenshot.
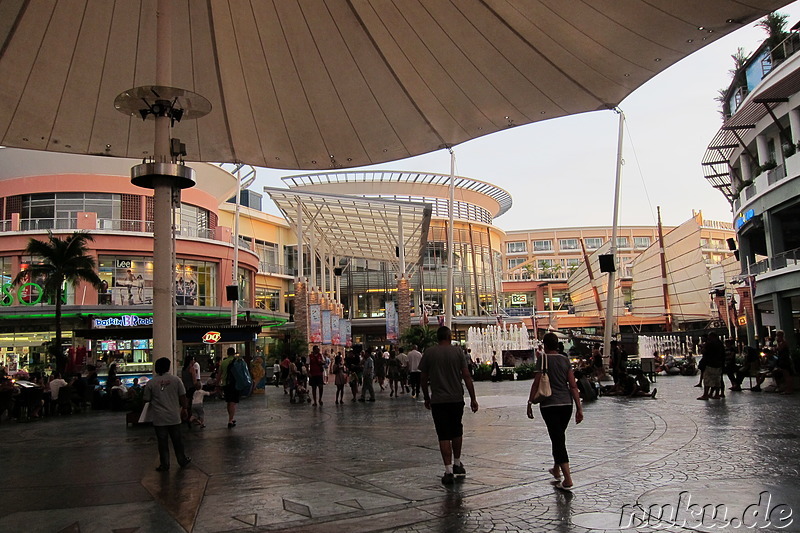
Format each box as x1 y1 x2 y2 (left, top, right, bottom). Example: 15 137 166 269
1 375 798 532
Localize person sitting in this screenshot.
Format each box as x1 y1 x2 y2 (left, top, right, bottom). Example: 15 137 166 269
573 370 598 401
630 369 657 398
49 372 70 415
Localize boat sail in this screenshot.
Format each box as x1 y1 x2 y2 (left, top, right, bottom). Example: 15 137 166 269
630 214 714 324
568 240 627 319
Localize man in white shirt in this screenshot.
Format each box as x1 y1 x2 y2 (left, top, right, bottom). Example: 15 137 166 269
407 345 423 398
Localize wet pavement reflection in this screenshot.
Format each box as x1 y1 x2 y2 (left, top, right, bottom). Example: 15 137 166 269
1 376 798 532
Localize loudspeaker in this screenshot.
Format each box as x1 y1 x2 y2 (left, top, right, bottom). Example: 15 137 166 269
334 267 343 276
727 238 737 251
226 285 239 301
734 250 740 261
598 254 616 273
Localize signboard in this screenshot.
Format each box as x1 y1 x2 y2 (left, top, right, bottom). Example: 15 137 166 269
511 293 527 305
309 304 322 343
92 315 154 328
386 301 398 341
116 259 133 268
202 331 222 344
738 315 747 326
321 309 332 344
1 282 67 306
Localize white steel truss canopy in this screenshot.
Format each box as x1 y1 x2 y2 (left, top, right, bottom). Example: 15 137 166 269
263 187 432 268
0 0 789 170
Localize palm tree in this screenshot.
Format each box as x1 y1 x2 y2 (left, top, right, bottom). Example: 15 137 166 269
14 231 102 373
400 325 438 351
757 11 789 51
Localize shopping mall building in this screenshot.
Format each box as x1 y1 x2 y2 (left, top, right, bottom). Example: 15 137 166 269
0 148 293 374
703 26 800 346
1 144 737 374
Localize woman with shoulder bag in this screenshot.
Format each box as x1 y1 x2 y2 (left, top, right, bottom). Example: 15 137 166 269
527 332 583 492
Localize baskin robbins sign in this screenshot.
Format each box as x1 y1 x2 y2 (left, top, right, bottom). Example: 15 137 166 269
92 315 154 328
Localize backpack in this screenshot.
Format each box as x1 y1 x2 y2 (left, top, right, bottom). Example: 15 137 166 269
227 357 253 392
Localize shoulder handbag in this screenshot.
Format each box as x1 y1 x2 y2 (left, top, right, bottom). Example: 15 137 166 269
531 354 552 404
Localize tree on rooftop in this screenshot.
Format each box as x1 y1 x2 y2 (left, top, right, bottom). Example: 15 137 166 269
13 231 102 373
757 11 789 51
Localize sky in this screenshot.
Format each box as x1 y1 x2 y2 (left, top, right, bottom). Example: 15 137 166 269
253 2 800 233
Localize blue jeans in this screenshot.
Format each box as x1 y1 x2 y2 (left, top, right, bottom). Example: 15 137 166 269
154 424 188 468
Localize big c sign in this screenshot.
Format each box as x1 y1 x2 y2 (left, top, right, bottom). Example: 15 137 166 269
202 331 222 344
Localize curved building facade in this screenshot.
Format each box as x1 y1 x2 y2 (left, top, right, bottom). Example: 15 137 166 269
703 30 800 346
0 148 291 375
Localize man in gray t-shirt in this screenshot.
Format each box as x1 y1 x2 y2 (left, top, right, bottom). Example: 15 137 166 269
144 358 191 472
420 326 479 485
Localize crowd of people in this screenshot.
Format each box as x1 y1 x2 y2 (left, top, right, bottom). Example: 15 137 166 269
276 344 424 405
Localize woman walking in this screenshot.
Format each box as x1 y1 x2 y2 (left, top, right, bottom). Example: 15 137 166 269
527 332 583 491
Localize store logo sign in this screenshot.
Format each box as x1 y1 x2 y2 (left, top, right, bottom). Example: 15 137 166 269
92 315 154 328
202 331 222 344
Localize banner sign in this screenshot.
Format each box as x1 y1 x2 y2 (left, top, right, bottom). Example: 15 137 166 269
309 304 322 343
331 314 341 345
340 319 352 347
92 315 154 328
322 309 332 344
386 301 398 341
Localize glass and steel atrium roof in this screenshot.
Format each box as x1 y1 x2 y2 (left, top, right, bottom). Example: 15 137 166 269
282 171 512 218
263 187 432 269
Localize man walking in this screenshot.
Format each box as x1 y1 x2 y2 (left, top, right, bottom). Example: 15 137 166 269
359 348 376 402
420 326 479 484
407 344 423 398
144 357 191 472
219 347 240 428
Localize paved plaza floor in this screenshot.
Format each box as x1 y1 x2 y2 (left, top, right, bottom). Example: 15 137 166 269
1 376 799 533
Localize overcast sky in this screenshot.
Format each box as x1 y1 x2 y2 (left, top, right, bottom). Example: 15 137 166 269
254 2 800 233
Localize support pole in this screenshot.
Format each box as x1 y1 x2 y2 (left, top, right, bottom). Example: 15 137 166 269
446 149 455 330
603 110 625 360
152 0 175 370
231 168 241 326
296 199 304 281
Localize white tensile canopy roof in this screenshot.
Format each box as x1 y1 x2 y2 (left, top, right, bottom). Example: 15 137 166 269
0 0 789 170
264 186 432 270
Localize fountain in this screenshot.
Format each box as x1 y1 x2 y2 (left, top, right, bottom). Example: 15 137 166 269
466 323 532 362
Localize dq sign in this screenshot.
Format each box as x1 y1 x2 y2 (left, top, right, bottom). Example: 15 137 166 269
202 331 222 344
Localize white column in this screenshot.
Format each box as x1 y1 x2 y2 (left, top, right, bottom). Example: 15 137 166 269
309 229 316 289
231 168 241 326
739 153 752 183
152 0 175 370
789 109 800 145
756 134 770 165
296 199 303 281
445 149 455 330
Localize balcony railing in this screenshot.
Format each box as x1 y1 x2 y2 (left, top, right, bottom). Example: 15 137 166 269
19 218 78 231
749 246 800 276
502 307 535 317
259 262 295 276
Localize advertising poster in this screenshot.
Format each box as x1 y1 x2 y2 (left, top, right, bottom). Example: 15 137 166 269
322 309 332 344
309 304 322 344
340 319 352 347
386 301 398 341
331 314 341 345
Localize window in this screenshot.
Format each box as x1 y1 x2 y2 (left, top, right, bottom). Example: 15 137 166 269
18 192 122 230
585 237 603 249
533 240 552 251
256 287 281 311
559 238 579 250
506 241 527 254
634 237 651 249
175 203 211 238
616 237 630 248
507 257 527 269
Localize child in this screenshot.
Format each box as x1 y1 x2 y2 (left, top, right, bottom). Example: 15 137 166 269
190 380 211 428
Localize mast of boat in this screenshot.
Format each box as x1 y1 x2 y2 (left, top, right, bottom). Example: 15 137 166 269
580 238 604 316
603 109 624 360
657 206 673 332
